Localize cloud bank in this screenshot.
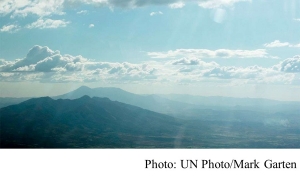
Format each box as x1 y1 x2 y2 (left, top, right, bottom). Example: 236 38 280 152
0 45 158 83
0 45 299 85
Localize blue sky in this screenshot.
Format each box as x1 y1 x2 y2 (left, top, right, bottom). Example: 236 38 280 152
0 0 300 100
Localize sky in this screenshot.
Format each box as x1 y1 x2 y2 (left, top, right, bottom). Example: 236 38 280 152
0 0 300 101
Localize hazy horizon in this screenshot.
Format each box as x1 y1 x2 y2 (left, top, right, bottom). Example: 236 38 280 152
1 84 300 103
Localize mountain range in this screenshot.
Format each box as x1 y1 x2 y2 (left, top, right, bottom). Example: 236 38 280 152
1 86 300 148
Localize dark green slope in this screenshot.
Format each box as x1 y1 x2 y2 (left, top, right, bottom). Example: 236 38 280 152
0 96 182 148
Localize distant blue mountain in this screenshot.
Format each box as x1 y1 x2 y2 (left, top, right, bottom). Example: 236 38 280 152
53 86 194 115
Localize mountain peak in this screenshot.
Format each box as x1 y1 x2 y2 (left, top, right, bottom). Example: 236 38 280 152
79 95 91 99
77 86 92 91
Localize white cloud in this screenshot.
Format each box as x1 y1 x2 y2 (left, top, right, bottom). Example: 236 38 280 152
89 24 94 28
169 2 185 9
168 58 219 75
264 40 300 48
150 11 163 16
0 45 61 72
0 0 30 16
274 55 300 73
0 24 20 33
168 58 218 68
0 59 8 66
26 18 70 29
203 66 265 79
77 10 87 14
264 40 290 48
198 0 251 9
148 48 269 59
0 0 65 18
294 18 300 22
170 57 203 65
